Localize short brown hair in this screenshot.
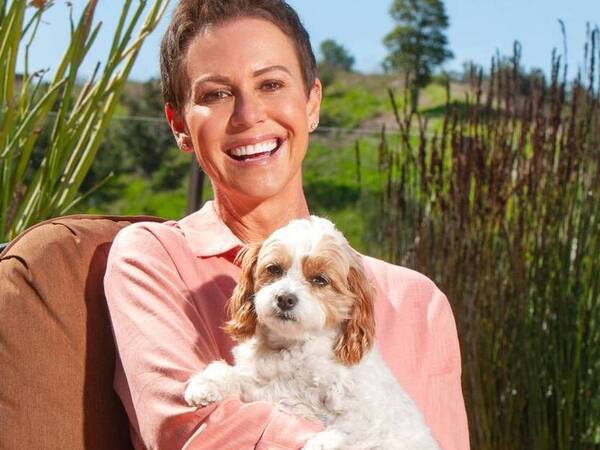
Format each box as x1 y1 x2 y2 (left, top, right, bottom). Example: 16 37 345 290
160 0 317 112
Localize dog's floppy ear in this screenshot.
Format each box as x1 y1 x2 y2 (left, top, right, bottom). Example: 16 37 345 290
224 242 262 341
334 261 375 365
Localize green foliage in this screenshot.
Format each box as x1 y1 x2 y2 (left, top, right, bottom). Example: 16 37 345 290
150 146 191 191
0 0 170 241
383 0 452 111
114 79 174 176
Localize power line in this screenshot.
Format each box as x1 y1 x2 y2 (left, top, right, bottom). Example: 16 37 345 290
47 111 417 136
107 114 405 135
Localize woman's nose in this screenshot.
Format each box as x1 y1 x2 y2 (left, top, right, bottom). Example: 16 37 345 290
230 93 266 129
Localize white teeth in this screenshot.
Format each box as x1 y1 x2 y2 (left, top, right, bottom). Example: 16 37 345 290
229 139 278 157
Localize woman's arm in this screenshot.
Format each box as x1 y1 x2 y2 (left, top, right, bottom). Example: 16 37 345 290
364 257 470 450
421 288 470 450
104 223 321 449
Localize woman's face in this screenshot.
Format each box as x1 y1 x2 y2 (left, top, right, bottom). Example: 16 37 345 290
169 17 321 203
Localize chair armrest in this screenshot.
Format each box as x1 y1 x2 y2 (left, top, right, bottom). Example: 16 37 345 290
0 214 164 450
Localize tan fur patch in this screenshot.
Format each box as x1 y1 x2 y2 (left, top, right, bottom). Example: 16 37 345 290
223 242 262 341
254 241 293 290
301 236 355 328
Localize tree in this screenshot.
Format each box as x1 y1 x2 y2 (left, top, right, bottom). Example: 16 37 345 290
319 39 355 72
318 39 355 86
383 0 453 112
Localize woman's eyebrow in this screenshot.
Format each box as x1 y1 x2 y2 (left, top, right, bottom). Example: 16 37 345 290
194 66 290 85
194 74 231 84
253 65 291 77
192 74 231 95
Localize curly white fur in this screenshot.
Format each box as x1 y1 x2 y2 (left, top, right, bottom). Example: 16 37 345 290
185 217 440 450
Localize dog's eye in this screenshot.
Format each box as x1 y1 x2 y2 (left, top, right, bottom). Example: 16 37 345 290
310 275 329 287
266 264 283 277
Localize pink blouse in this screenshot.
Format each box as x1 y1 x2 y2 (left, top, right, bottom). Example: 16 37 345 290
104 201 470 450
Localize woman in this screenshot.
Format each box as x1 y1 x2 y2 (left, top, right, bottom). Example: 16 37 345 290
104 1 470 449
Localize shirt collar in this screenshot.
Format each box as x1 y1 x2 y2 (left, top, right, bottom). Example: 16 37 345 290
177 201 243 258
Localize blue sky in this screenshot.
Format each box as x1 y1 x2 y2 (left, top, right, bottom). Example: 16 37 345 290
21 0 599 81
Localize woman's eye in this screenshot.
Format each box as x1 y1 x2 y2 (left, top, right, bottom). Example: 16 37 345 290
311 275 329 287
261 80 284 91
266 264 283 276
202 90 231 102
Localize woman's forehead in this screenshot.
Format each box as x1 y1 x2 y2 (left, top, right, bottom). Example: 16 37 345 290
183 16 302 80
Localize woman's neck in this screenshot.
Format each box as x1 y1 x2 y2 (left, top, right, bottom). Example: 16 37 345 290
213 184 310 243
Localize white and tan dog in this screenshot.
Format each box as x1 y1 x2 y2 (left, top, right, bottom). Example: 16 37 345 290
185 217 439 450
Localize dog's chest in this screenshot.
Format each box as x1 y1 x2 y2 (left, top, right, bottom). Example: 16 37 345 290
236 344 350 422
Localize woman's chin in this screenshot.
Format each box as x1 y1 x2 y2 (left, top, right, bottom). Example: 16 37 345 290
224 178 295 204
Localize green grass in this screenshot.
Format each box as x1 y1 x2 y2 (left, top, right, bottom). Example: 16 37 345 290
75 175 187 219
303 136 384 253
319 77 391 128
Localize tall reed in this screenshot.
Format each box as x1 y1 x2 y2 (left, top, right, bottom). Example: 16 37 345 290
0 0 170 241
379 30 600 449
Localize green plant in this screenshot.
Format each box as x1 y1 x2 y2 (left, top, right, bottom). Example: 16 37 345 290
0 0 170 241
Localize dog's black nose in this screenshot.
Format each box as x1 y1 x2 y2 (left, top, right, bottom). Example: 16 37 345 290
276 293 298 311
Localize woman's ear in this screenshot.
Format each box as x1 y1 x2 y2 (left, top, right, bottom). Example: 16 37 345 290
306 78 322 131
224 242 263 341
334 263 376 365
165 103 194 153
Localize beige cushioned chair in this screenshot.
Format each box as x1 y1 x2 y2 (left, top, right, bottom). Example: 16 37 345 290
0 215 164 450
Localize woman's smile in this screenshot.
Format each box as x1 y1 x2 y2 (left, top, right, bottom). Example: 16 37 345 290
225 135 285 165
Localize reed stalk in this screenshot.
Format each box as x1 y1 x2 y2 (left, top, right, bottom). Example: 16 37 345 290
379 28 600 449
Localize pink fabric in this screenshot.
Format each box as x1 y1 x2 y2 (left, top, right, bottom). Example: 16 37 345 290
104 201 470 450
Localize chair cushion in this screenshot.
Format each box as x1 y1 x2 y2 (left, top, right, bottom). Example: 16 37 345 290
0 215 164 450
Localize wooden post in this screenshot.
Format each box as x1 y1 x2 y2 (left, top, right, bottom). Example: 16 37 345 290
186 160 205 214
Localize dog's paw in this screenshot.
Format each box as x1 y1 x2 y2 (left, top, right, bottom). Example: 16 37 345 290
184 374 223 407
302 430 346 450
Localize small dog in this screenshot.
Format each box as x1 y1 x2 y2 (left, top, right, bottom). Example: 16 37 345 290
185 217 439 450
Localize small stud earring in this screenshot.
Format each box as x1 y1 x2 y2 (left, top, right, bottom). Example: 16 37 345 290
309 121 319 132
